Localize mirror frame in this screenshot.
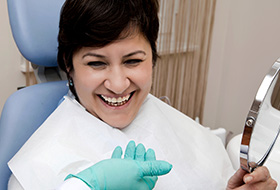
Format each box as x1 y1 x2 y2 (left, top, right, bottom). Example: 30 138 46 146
240 59 280 172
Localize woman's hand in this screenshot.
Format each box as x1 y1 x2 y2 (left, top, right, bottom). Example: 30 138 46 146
226 166 277 190
65 141 172 190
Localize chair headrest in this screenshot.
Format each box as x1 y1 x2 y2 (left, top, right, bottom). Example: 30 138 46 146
7 0 65 67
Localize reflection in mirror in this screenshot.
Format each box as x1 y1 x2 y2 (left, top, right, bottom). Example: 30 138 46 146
240 59 280 172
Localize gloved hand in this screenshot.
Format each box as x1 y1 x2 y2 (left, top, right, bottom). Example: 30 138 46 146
65 141 172 190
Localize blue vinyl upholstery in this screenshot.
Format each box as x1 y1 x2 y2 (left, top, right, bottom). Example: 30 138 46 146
0 0 67 189
0 81 68 189
7 0 65 66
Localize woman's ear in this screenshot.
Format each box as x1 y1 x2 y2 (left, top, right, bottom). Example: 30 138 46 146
63 54 69 72
66 66 72 77
63 54 72 77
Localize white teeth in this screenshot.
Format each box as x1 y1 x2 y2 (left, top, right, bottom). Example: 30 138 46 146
117 97 122 103
112 97 117 103
101 94 131 106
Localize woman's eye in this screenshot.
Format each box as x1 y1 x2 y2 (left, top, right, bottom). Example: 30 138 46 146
124 59 143 66
87 61 107 68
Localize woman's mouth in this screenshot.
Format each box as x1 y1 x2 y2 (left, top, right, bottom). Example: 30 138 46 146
98 92 134 107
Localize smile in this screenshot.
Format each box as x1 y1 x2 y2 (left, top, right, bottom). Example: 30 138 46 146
99 92 134 107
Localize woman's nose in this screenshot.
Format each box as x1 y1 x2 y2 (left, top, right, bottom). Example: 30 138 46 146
104 68 130 94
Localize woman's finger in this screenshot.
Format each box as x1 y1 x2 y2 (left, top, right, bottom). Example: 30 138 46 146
242 166 278 190
124 140 136 159
111 146 123 158
243 166 270 184
242 178 277 190
145 148 156 161
135 143 146 161
227 168 247 189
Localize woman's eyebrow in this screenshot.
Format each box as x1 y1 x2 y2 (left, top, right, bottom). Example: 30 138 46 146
82 52 106 59
82 50 146 59
123 50 146 58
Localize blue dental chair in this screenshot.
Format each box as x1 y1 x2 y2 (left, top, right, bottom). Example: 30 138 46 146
0 0 67 189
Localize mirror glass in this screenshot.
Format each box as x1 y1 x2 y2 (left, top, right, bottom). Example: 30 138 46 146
240 60 280 172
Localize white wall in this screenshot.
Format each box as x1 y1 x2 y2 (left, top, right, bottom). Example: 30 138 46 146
0 0 25 114
203 0 280 136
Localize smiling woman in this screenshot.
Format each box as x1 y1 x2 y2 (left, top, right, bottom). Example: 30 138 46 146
70 34 153 128
57 0 158 129
7 0 277 190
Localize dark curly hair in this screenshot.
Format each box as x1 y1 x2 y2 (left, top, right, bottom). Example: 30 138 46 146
57 0 159 74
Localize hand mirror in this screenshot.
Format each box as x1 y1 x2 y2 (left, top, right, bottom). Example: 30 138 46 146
240 58 280 172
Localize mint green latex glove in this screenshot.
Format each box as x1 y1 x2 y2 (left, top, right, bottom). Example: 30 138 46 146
65 141 172 190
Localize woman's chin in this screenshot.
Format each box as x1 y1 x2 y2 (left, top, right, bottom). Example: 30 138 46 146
106 120 132 129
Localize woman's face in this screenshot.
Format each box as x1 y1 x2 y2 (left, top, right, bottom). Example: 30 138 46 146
71 33 153 129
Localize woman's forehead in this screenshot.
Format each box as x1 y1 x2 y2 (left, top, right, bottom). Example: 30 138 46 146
74 33 151 58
